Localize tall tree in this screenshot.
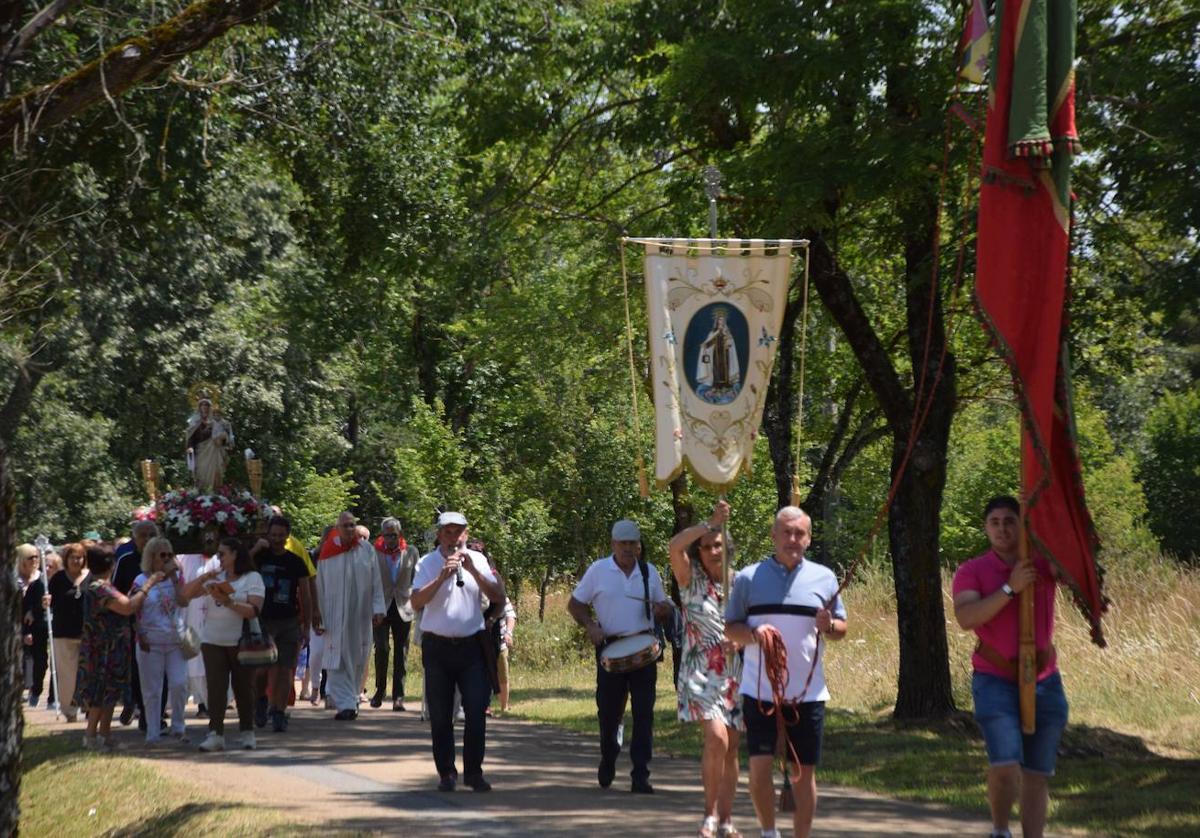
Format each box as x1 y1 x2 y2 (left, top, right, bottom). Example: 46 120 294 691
0 1 284 830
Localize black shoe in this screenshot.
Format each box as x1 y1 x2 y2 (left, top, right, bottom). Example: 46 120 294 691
392 699 405 712
255 696 269 728
464 774 492 792
437 775 457 792
369 692 384 709
630 780 654 794
138 716 147 732
334 709 358 721
271 709 287 733
598 762 615 789
196 703 209 719
119 705 135 726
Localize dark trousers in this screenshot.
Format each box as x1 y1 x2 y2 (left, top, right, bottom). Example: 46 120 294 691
24 638 49 701
422 633 490 780
201 643 256 735
373 602 411 697
596 656 657 783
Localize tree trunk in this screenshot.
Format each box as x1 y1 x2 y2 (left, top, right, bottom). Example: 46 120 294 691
763 288 804 510
808 224 958 720
888 172 958 719
538 566 551 623
0 0 282 148
0 442 23 834
888 434 955 718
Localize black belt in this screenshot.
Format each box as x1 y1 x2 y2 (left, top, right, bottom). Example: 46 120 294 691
423 631 478 645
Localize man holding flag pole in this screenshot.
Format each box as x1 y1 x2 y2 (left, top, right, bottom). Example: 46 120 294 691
963 0 1108 835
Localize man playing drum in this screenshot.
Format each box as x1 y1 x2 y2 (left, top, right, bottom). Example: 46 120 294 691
568 519 672 794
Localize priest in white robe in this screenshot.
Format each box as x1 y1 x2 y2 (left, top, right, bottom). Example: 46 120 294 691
315 511 385 719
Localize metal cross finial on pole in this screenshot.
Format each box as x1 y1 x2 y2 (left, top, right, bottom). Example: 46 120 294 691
34 533 60 719
703 165 721 239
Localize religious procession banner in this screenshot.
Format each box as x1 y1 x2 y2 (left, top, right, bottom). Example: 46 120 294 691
638 238 797 494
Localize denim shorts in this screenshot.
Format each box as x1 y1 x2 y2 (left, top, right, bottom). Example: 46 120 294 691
971 671 1069 775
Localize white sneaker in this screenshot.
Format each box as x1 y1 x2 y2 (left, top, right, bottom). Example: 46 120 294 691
198 731 225 752
241 731 256 750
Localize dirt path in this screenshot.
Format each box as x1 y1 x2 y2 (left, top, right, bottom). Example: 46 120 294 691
28 703 1016 836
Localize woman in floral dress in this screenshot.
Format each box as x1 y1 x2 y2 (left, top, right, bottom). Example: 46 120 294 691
670 499 744 838
75 546 165 749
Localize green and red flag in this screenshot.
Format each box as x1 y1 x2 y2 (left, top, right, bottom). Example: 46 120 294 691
973 0 1106 644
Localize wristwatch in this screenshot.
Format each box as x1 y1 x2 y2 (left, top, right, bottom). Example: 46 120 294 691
1001 583 1015 598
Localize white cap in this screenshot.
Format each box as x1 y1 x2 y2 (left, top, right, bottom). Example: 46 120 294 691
437 511 468 528
611 519 641 541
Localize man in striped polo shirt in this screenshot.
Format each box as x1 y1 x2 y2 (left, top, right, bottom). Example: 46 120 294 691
726 506 847 838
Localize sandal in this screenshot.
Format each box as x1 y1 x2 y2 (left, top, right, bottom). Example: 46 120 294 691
717 823 742 838
698 816 719 838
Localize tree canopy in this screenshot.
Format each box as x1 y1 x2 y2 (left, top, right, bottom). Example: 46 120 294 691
2 0 1196 741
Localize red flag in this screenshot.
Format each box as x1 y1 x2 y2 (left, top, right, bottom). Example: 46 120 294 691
974 0 1106 644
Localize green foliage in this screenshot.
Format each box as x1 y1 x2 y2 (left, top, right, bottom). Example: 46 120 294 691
277 468 358 546
2 0 1195 616
942 394 1157 569
1140 385 1200 561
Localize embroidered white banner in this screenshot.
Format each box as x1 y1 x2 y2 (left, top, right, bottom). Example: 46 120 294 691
641 238 795 493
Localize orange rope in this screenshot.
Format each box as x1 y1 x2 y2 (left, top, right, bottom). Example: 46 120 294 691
753 623 806 773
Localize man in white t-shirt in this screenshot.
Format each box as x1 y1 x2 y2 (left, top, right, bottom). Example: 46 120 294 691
568 519 671 794
411 511 504 792
725 506 848 838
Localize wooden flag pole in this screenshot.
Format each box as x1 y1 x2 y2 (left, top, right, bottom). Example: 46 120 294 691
1018 489 1036 734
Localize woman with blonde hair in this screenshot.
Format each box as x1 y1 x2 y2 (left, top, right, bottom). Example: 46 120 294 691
670 500 744 838
133 535 190 744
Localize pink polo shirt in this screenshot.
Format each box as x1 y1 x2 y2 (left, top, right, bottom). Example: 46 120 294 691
952 549 1059 682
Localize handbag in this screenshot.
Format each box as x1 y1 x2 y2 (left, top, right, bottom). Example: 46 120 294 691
237 617 278 667
177 622 201 660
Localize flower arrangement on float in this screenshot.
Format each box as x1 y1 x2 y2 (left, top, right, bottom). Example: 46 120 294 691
154 486 261 540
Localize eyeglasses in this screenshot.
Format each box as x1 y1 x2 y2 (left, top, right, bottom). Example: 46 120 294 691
383 532 400 539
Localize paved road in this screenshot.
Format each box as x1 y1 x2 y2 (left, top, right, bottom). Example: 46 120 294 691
28 703 1011 836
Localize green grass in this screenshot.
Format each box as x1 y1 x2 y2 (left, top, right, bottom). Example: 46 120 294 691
500 572 1200 838
19 723 330 837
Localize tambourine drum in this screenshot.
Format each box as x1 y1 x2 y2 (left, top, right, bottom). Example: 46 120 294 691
600 633 660 674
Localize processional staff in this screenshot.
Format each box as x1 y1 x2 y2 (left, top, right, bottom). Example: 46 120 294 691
34 534 60 720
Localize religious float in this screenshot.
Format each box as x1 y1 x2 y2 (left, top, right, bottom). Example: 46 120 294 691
138 381 266 555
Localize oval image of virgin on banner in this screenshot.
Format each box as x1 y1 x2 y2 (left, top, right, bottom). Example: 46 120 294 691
684 302 750 405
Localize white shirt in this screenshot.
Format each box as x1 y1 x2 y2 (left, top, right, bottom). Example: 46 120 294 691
199 571 265 646
572 556 667 638
413 548 496 638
